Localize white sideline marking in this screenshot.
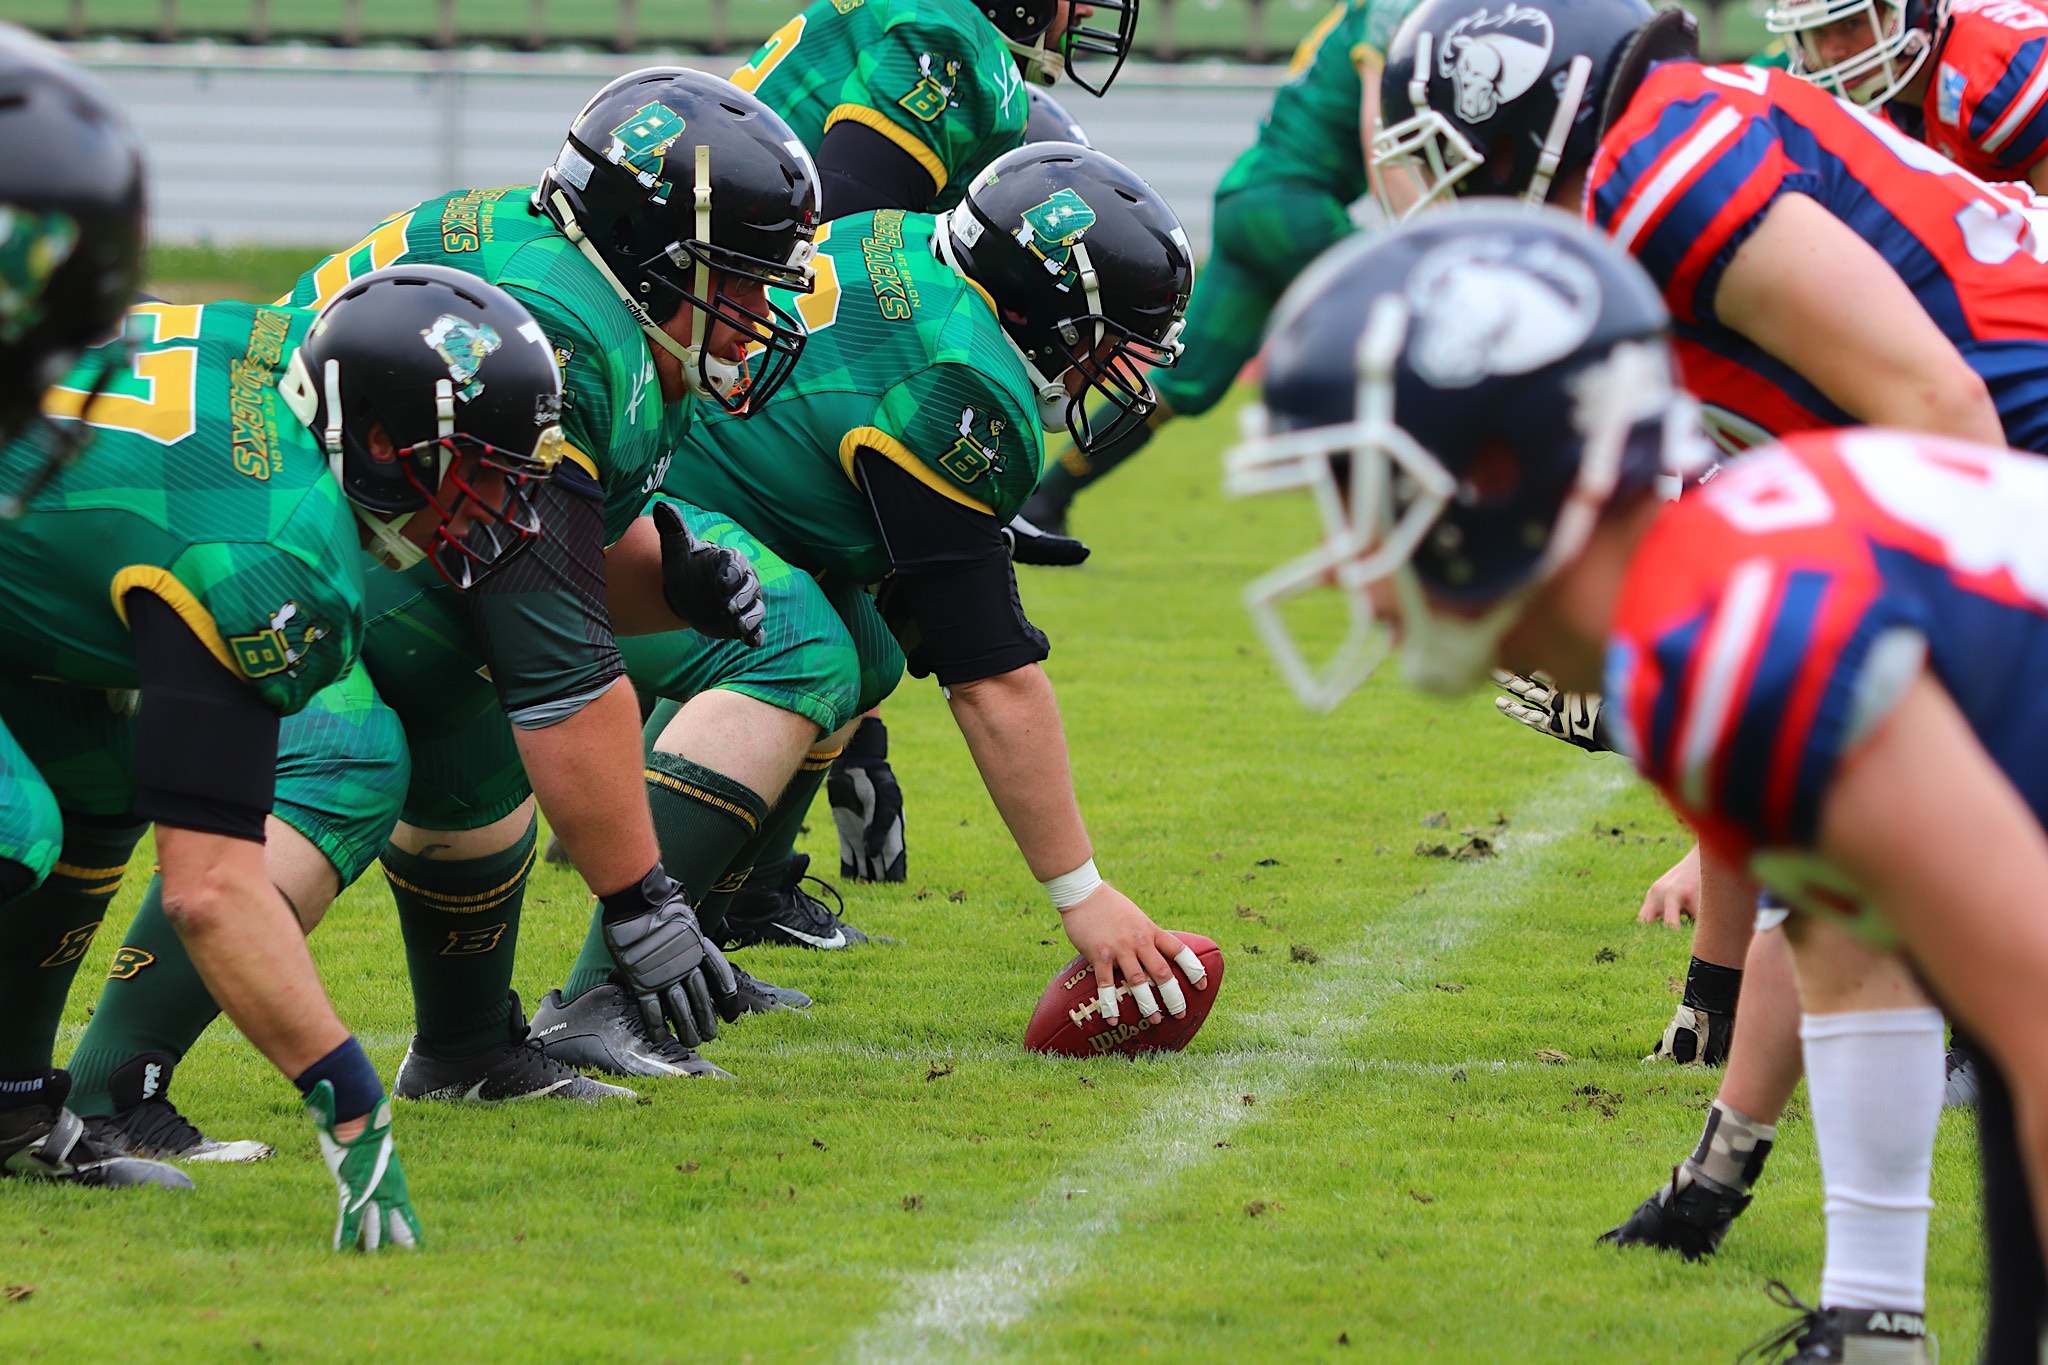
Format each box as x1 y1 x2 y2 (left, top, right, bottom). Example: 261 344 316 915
841 762 1634 1364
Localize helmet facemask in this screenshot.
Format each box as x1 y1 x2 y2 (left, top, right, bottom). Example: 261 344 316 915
1768 0 1934 106
280 351 565 590
1003 0 1141 95
1225 293 1696 711
1371 27 1597 221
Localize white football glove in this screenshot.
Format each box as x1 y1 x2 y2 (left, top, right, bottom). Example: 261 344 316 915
1491 670 1609 753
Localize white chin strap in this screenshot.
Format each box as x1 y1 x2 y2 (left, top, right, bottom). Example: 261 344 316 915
277 348 431 571
548 146 745 405
1005 35 1065 86
933 209 1070 427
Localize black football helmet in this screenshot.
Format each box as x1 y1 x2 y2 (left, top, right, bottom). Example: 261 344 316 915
1024 85 1093 146
981 0 1140 95
279 264 567 590
1223 204 1710 709
1372 0 1696 218
934 143 1191 452
1765 0 1939 106
536 66 818 414
0 25 146 515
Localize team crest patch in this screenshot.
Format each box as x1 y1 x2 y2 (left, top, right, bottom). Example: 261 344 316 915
1937 62 1966 126
0 207 79 345
899 52 963 122
1439 4 1556 125
229 601 330 680
607 102 686 204
938 405 1008 484
1402 233 1600 389
1013 189 1097 282
421 313 502 403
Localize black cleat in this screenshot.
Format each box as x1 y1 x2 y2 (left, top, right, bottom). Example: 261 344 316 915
1598 1165 1750 1260
0 1072 192 1189
731 965 812 1013
395 992 637 1103
1737 1281 1932 1364
719 854 881 951
84 1052 272 1163
1943 1047 1979 1108
529 984 732 1079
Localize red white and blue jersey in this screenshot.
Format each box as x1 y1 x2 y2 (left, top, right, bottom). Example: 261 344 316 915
1908 0 2048 183
1604 428 2048 937
1587 62 2048 454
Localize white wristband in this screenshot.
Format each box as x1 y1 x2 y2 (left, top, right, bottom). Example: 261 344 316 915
1042 858 1103 910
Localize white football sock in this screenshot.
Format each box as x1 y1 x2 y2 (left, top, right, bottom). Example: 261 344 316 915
1801 1006 1945 1311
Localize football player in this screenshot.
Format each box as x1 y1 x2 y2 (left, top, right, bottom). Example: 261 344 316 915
60 68 816 1148
1372 0 2048 1328
731 0 1134 220
528 143 1210 1077
1017 0 1425 541
1 256 570 1239
1769 0 2048 192
1224 204 2048 1363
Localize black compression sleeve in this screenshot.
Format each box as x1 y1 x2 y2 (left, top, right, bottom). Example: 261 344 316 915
856 448 1049 685
818 120 939 218
127 590 278 842
465 464 625 727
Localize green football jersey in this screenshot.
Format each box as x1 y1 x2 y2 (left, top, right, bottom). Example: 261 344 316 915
0 301 364 714
665 209 1041 584
734 0 1028 212
1216 0 1423 202
284 186 684 545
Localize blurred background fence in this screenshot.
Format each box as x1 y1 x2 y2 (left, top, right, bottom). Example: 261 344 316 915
5 0 1769 63
2 0 1772 250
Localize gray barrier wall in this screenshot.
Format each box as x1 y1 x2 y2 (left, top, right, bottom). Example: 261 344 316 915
63 44 1295 255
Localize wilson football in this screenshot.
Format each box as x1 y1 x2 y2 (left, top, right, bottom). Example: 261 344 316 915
1023 931 1224 1057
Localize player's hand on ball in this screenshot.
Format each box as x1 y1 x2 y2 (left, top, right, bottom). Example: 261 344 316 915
653 501 766 647
306 1085 420 1253
1639 843 1701 929
1491 669 1609 752
1059 882 1210 1024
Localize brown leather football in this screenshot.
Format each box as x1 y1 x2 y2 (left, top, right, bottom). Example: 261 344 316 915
1023 931 1224 1057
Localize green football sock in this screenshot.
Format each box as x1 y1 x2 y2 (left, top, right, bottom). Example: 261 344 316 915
384 817 535 1058
66 872 226 1116
0 818 144 1078
702 744 838 927
560 750 768 1001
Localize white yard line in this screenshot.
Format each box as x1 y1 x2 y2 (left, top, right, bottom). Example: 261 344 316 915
840 761 1635 1365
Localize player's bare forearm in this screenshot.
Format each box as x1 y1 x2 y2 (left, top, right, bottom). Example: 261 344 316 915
602 515 689 635
1694 840 1758 968
155 825 351 1083
945 663 1092 880
1818 669 2048 1236
513 676 662 897
1717 192 2004 447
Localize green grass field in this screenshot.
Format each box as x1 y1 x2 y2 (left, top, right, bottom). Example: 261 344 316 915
0 251 1985 1361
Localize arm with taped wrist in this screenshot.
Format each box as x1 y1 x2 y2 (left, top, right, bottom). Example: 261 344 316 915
464 466 625 729
855 449 1048 685
127 589 280 841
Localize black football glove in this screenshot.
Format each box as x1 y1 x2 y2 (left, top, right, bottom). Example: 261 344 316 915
1002 513 1091 567
654 501 766 648
828 726 907 883
600 867 742 1047
1491 670 1611 753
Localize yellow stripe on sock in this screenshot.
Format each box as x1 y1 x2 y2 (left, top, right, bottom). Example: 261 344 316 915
381 841 537 914
645 768 763 834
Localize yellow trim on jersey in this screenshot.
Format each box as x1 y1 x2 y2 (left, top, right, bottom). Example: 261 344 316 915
1288 1 1350 77
838 426 996 515
559 439 600 482
107 566 238 675
955 273 1001 324
824 104 949 193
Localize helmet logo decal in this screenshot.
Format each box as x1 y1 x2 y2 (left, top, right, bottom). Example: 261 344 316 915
1013 188 1097 280
0 207 80 345
421 314 503 403
606 102 688 204
1439 4 1556 124
1403 233 1600 388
